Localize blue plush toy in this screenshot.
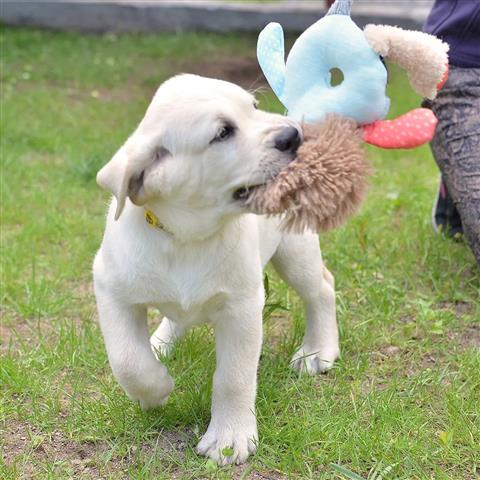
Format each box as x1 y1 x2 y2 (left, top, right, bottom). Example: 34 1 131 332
257 0 389 124
257 0 449 149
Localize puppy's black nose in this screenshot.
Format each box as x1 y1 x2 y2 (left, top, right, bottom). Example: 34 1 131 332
274 126 301 153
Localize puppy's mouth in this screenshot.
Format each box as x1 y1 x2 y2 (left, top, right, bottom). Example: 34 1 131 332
233 149 299 203
233 184 266 202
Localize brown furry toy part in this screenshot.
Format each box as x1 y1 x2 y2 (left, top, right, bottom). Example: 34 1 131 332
247 116 372 233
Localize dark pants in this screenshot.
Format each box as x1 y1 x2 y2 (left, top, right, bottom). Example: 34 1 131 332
429 66 480 265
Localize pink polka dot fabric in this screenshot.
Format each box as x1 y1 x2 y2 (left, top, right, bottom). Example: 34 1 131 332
362 108 438 149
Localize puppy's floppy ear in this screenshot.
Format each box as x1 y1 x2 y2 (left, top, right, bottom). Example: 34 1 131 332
364 24 449 99
96 134 157 220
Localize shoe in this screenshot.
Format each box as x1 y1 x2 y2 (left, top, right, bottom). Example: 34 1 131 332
432 177 464 239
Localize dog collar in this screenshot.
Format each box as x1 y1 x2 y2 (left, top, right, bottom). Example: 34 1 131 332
144 209 174 236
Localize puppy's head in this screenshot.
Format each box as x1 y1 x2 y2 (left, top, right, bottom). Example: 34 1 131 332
97 74 301 234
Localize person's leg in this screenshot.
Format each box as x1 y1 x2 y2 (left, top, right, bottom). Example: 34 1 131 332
429 67 480 264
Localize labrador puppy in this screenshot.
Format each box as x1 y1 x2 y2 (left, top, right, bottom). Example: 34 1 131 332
93 74 339 465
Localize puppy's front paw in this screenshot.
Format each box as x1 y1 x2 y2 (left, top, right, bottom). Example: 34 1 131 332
124 368 174 410
196 420 257 465
291 346 339 375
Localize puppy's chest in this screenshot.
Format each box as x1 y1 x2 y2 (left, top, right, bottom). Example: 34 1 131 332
129 251 229 320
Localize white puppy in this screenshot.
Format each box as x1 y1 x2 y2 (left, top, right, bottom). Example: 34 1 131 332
93 74 339 465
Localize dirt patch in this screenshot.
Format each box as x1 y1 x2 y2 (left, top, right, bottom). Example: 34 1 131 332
232 467 286 480
0 308 51 353
173 56 268 91
449 322 480 350
374 343 448 371
3 420 196 479
363 343 450 392
264 312 292 349
364 323 480 394
0 309 81 355
2 420 107 479
363 344 405 393
436 300 475 317
71 280 95 303
1 279 96 355
3 418 288 479
378 345 401 357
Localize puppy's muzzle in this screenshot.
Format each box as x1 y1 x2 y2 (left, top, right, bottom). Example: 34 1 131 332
274 126 302 154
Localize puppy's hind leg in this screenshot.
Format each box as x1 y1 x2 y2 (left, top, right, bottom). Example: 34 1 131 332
151 317 185 358
271 233 339 374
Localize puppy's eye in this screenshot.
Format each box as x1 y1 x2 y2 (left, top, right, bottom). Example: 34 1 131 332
253 102 259 110
211 124 235 143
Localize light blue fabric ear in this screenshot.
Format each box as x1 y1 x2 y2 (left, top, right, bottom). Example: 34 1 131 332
257 22 286 100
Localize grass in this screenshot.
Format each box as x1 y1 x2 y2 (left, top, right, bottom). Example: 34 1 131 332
1 26 479 480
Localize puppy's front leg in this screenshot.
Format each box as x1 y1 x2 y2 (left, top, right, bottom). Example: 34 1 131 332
197 291 264 465
95 286 174 410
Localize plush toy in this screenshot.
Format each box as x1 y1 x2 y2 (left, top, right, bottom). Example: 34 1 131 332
248 116 370 232
249 0 450 233
257 0 449 149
